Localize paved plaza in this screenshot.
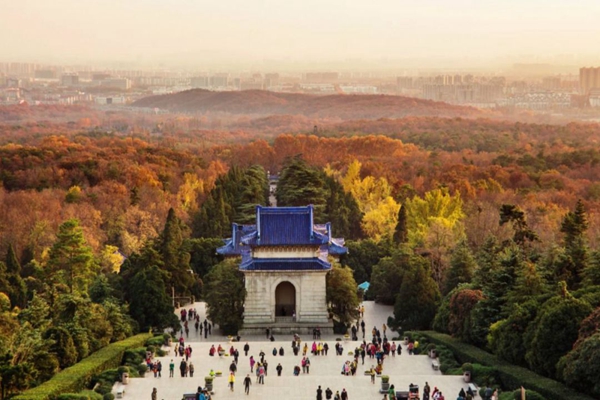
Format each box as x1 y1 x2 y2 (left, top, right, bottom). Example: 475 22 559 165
116 301 467 400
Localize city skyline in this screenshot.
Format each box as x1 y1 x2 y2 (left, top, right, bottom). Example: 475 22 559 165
3 0 600 71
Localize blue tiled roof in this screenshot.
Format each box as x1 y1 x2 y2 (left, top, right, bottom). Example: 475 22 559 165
216 205 348 261
246 205 329 246
216 223 255 255
240 257 331 271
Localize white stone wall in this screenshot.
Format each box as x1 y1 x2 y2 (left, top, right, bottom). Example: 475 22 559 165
243 270 330 325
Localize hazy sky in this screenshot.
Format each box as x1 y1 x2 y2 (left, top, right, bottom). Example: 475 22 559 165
3 0 600 69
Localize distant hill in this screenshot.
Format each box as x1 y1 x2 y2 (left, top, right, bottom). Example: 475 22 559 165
133 89 486 119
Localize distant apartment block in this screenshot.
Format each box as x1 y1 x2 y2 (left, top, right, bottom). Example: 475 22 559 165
210 74 229 88
580 67 600 95
100 78 131 90
190 76 209 88
34 70 57 80
61 74 79 86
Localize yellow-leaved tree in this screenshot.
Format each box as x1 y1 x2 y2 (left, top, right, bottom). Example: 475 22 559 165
339 160 400 241
404 188 465 285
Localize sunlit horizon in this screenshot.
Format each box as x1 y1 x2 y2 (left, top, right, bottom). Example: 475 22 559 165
3 0 600 71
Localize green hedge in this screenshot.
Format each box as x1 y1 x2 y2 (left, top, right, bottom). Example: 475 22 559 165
416 331 594 400
14 333 153 400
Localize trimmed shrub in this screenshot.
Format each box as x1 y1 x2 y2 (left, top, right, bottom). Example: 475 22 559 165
417 331 594 400
102 395 115 400
56 391 102 400
14 333 152 400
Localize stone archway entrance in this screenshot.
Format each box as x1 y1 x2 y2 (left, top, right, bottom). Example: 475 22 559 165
275 281 296 318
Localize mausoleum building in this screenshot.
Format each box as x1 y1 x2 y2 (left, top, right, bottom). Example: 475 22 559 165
217 205 347 334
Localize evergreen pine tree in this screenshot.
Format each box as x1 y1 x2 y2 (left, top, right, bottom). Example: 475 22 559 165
393 204 408 244
46 219 95 294
393 256 441 331
444 241 476 295
276 156 328 220
324 175 362 240
557 199 589 289
158 208 194 295
2 244 27 308
6 244 21 275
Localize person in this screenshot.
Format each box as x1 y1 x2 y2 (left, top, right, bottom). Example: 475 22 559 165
169 359 174 377
279 346 284 356
334 391 341 400
305 357 311 373
209 345 215 356
323 343 329 355
325 387 333 400
243 374 251 395
388 384 396 400
266 328 270 339
151 388 157 400
263 359 269 376
341 388 348 400
369 365 376 384
259 350 265 363
189 362 194 377
484 387 493 400
179 359 187 377
317 385 323 400
250 356 255 372
234 349 239 364
465 386 474 400
228 371 235 391
229 361 237 375
244 342 250 356
423 382 431 400
293 365 301 376
276 363 283 376
273 347 277 356
258 364 265 384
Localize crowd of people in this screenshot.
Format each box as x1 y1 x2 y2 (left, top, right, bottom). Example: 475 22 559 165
147 303 478 400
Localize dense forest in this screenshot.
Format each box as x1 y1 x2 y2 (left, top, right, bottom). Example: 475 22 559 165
1 104 600 398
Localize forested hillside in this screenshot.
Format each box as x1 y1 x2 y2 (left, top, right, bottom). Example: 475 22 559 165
133 89 486 119
1 111 600 397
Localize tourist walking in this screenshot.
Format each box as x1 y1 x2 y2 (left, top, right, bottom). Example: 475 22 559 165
243 374 252 394
151 388 157 400
169 360 174 377
341 388 349 400
317 385 323 400
228 372 235 391
244 342 250 356
276 363 282 376
325 387 333 400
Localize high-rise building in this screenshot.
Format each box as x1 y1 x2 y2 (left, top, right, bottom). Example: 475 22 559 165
580 67 600 95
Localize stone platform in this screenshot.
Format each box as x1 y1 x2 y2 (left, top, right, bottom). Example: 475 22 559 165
116 301 469 400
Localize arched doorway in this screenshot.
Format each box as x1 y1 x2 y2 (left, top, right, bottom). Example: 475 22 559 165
275 281 296 318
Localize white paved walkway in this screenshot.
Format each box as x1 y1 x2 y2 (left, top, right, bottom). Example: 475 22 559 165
115 301 467 400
